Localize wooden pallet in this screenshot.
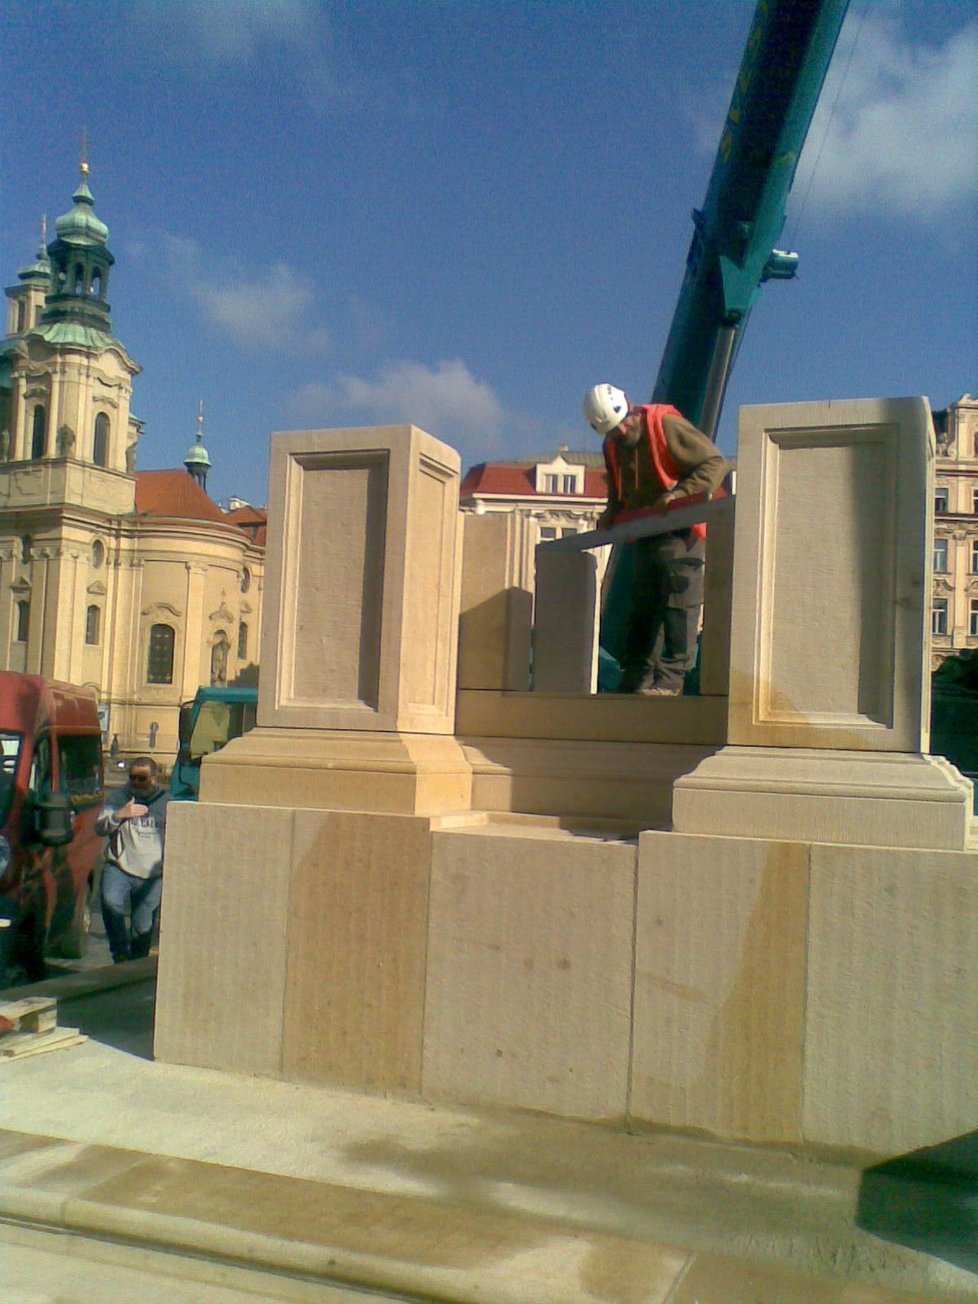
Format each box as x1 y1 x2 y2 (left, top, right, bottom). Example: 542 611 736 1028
0 997 87 1059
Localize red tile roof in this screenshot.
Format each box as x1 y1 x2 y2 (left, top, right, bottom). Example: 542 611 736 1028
461 461 607 499
225 504 267 546
134 470 229 523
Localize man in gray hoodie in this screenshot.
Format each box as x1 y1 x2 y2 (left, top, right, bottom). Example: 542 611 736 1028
95 757 171 963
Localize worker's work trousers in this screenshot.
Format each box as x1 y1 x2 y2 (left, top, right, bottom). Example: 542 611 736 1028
618 531 705 694
100 863 162 963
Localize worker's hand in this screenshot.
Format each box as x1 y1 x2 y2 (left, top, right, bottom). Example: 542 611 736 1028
116 800 148 820
651 490 684 515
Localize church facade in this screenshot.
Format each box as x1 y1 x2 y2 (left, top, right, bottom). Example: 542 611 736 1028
0 162 265 766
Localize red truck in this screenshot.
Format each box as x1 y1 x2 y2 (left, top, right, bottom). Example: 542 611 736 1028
0 673 104 982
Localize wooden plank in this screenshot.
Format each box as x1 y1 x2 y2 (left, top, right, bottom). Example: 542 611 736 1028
0 1026 83 1058
0 1032 87 1061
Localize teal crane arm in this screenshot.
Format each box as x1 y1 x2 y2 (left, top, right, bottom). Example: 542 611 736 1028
597 0 850 684
652 0 851 435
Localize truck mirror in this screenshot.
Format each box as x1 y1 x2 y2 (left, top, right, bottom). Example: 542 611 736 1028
27 791 75 847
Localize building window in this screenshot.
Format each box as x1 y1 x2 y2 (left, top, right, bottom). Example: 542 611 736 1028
971 599 978 638
560 527 577 538
972 539 978 574
933 538 949 573
15 600 30 643
973 489 978 515
934 487 949 514
544 474 559 493
241 567 251 594
147 623 175 684
237 622 248 661
539 526 558 541
932 599 948 637
91 539 104 568
16 301 26 333
31 406 46 459
20 535 32 564
73 263 85 294
85 605 101 645
91 269 102 298
93 413 109 467
562 474 576 494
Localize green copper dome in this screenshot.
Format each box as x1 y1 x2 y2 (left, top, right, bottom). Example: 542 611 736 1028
184 441 212 467
54 180 109 246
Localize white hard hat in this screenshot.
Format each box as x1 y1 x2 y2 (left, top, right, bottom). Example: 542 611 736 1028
583 384 630 435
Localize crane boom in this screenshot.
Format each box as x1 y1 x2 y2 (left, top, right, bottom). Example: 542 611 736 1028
652 0 850 435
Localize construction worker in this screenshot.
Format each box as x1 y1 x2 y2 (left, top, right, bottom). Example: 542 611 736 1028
584 383 729 695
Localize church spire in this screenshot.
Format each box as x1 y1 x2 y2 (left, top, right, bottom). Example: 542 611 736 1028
184 399 213 490
40 141 115 342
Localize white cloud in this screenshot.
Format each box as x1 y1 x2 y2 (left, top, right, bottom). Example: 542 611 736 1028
129 0 361 109
795 15 978 220
161 234 330 353
290 360 506 446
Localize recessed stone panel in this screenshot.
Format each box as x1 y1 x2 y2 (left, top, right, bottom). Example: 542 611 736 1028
424 826 636 1121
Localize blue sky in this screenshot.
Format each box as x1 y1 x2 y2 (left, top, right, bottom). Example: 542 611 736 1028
3 0 976 508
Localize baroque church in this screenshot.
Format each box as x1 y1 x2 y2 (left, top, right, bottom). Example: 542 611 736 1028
0 160 265 765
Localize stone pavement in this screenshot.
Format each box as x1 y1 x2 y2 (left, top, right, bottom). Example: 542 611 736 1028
0 961 975 1304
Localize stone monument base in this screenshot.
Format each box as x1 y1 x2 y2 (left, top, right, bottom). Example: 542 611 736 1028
198 727 473 815
673 746 976 850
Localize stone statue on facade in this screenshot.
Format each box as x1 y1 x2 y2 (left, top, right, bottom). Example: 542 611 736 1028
56 425 75 457
125 440 138 473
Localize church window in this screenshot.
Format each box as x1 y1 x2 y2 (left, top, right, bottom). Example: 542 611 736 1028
20 536 32 564
16 302 26 333
73 263 85 295
237 622 248 660
90 269 102 298
15 601 30 644
33 306 42 327
91 539 104 568
85 605 101 645
147 623 175 684
241 567 251 593
93 413 109 467
31 406 46 459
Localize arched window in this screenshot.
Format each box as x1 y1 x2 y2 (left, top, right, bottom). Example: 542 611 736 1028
241 567 251 594
147 623 175 684
90 269 102 298
16 302 26 332
85 605 101 645
15 600 30 643
31 406 46 459
93 413 109 467
73 263 85 294
237 622 248 661
20 535 32 564
91 539 104 568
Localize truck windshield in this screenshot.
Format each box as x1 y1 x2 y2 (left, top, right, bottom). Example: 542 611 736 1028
187 700 257 761
0 732 23 825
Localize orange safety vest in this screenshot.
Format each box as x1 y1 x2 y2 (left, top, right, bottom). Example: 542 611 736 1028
603 404 709 541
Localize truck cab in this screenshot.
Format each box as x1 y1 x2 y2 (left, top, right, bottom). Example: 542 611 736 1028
170 686 258 800
0 673 104 981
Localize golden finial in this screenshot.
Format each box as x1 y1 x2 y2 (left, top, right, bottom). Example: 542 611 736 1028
79 129 90 179
197 399 205 441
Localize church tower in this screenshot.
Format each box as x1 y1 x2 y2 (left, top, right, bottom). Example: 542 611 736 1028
0 151 141 510
184 400 213 491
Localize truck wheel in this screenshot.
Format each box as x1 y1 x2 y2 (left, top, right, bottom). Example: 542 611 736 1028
50 882 92 960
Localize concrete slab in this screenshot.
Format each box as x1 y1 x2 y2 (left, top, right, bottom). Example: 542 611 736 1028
0 1027 975 1303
